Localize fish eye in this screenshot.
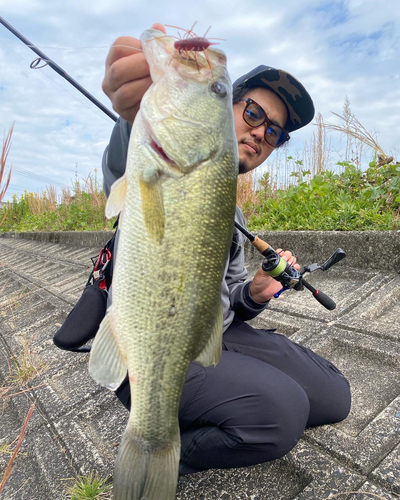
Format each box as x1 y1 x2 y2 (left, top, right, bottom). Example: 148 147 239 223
210 82 227 98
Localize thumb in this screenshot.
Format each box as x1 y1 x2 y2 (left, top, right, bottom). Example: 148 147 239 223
151 22 166 34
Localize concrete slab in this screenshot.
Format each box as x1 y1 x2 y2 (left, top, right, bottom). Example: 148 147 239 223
337 275 400 341
0 231 399 499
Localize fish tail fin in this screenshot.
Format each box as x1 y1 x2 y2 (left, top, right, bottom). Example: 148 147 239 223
113 429 180 500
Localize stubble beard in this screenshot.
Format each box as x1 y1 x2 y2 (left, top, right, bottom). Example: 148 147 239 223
238 160 249 175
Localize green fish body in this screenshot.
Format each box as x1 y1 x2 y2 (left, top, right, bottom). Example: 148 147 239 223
89 28 238 500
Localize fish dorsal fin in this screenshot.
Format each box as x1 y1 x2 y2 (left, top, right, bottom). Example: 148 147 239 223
139 172 165 245
106 174 127 219
195 302 223 367
88 307 128 390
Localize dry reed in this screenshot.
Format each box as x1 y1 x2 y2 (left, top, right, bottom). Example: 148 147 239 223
82 171 106 208
237 170 258 210
26 186 58 215
0 402 35 495
0 124 14 202
61 187 74 206
322 106 391 164
304 112 331 175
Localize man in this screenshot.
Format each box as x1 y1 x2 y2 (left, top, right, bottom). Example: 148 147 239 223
101 23 351 475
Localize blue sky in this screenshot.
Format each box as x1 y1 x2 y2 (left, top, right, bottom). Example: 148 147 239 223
0 0 399 202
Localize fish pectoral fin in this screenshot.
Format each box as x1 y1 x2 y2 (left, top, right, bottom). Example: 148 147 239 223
106 174 127 219
195 302 223 367
139 171 165 245
88 307 127 390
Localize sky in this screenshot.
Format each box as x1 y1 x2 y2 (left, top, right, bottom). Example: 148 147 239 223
0 0 399 203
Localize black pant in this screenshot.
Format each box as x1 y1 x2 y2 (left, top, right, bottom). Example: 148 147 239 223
115 318 351 475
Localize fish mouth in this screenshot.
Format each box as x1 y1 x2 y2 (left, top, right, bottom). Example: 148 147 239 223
143 115 178 166
150 139 176 165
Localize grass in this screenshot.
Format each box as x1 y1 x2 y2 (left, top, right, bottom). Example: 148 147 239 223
0 171 116 232
0 102 397 232
0 441 14 456
9 339 47 385
65 472 112 500
244 159 400 231
0 335 47 404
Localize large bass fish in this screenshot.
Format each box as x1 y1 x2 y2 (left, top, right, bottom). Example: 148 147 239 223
89 28 238 500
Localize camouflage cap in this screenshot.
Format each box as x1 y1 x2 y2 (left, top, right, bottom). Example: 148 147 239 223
233 65 315 133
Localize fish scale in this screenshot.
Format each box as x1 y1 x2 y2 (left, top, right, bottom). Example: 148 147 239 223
89 27 238 500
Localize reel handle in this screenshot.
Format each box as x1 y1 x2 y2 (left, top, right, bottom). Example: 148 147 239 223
320 248 346 271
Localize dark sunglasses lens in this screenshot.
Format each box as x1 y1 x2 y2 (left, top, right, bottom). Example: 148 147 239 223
265 124 286 147
244 103 265 126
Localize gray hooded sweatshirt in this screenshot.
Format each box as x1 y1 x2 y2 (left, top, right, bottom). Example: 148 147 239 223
102 118 269 332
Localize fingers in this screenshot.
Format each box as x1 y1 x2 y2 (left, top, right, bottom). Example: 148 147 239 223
104 52 150 93
105 36 143 70
102 23 166 123
151 22 166 34
276 248 300 270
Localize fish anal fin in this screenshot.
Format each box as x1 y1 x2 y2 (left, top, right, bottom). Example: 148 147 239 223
195 302 223 367
106 174 127 219
88 307 127 390
139 173 165 245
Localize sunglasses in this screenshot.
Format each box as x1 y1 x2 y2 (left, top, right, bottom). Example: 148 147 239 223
239 98 289 148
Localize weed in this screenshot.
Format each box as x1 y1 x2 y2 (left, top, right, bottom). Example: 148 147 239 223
9 337 47 385
65 472 112 500
245 159 400 231
0 104 398 233
0 402 35 495
0 441 14 456
0 172 115 232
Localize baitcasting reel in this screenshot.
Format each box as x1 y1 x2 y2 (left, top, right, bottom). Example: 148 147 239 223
235 221 346 310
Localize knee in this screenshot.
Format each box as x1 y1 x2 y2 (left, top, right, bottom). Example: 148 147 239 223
267 385 310 460
237 381 310 463
308 374 352 427
329 377 352 424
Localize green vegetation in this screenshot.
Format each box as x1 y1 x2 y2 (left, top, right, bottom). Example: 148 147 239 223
1 160 399 232
65 472 112 500
240 160 400 231
1 103 398 232
0 175 116 232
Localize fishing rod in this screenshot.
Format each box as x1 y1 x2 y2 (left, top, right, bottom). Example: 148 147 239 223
1 15 345 309
0 16 118 122
234 221 346 310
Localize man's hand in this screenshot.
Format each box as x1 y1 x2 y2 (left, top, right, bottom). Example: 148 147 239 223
102 23 166 124
249 249 300 303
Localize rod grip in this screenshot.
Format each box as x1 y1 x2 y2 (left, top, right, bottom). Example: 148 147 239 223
251 236 272 256
312 289 336 310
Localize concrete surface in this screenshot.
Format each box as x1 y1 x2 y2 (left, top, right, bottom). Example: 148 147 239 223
0 230 399 500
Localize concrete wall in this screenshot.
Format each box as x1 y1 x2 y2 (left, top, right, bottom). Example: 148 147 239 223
2 229 400 272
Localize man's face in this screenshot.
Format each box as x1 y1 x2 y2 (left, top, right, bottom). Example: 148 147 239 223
232 87 288 174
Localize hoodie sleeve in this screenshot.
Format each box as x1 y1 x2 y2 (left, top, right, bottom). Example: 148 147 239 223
102 118 132 197
222 207 270 330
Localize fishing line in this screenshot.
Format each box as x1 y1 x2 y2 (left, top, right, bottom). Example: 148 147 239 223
0 41 111 124
0 16 118 121
0 40 144 52
28 44 143 70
